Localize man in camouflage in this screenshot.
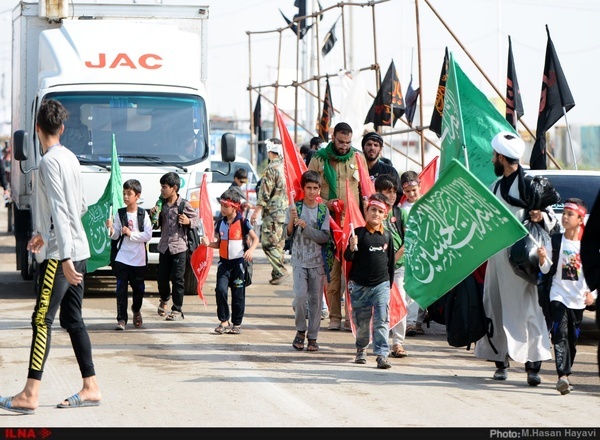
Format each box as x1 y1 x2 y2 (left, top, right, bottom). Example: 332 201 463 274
250 138 289 285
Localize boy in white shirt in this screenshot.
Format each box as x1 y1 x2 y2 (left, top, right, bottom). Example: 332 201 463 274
538 197 597 395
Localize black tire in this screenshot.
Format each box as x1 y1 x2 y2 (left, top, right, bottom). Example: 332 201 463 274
18 238 35 280
183 256 198 295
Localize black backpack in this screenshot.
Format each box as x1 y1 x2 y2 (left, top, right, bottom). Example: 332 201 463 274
444 273 496 352
178 199 202 254
110 207 147 267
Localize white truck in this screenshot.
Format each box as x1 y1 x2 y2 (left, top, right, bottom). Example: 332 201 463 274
10 0 235 291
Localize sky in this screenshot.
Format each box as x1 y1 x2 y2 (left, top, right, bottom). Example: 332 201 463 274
2 0 600 142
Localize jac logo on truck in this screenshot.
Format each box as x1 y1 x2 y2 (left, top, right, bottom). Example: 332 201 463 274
85 53 162 69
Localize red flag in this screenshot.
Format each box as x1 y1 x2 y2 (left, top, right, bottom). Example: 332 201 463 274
356 152 374 200
400 156 438 205
275 105 307 202
190 174 214 304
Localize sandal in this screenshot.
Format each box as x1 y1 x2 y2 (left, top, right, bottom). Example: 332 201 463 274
133 311 143 328
292 332 305 350
390 344 408 358
214 321 231 334
157 301 168 317
307 339 319 352
229 325 242 335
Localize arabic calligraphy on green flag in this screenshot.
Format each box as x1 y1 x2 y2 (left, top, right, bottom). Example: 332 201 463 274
439 51 516 188
404 159 527 309
81 134 124 272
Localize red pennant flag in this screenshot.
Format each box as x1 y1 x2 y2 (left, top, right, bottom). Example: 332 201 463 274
400 156 438 205
355 152 374 201
275 105 307 202
190 174 214 304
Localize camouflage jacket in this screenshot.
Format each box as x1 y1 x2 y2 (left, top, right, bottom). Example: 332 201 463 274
256 157 288 222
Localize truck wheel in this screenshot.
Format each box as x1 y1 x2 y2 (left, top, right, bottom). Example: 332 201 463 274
18 238 35 280
183 260 198 295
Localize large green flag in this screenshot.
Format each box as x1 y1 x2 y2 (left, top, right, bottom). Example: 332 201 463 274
404 159 527 309
439 52 517 188
82 135 124 273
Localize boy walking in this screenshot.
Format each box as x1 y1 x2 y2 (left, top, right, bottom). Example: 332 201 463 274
106 179 152 330
538 198 597 394
152 172 199 321
284 170 331 352
201 189 259 335
345 193 395 369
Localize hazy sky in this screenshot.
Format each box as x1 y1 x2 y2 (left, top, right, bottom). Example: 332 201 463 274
2 0 599 138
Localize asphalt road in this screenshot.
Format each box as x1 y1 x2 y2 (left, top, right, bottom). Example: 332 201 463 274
0 204 598 433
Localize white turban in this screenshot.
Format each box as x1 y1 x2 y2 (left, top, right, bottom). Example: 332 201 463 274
491 131 525 160
265 139 282 156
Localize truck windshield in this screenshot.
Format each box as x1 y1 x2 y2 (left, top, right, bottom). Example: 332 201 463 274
47 93 209 165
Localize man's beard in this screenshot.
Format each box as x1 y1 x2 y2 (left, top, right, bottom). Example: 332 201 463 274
494 160 504 177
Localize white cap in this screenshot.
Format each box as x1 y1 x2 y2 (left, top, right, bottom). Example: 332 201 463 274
491 131 525 160
265 139 282 156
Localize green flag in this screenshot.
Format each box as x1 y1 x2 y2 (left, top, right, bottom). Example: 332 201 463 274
82 135 124 273
439 52 517 188
404 159 527 309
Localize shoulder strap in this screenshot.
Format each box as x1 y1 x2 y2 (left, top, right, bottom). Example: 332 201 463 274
115 207 128 250
137 207 145 232
393 206 405 241
178 199 186 215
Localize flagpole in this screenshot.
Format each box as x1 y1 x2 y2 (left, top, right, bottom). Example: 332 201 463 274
563 108 577 170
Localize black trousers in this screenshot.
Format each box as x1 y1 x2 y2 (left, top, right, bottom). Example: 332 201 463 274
550 300 584 378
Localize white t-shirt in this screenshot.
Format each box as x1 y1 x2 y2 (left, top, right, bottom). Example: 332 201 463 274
549 236 593 309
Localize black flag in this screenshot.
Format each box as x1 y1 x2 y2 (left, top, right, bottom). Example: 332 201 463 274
530 25 575 170
364 60 405 130
429 47 449 138
318 78 333 141
404 76 420 128
252 94 265 141
506 36 524 129
280 0 312 40
321 17 339 57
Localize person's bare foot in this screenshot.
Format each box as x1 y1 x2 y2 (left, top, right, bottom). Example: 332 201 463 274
0 392 37 412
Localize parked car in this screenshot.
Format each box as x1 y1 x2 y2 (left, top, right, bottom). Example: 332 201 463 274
208 157 259 222
525 169 600 225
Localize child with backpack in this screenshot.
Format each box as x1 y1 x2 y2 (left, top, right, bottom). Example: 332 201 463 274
106 179 152 330
201 189 259 335
152 172 200 321
538 197 597 395
284 170 331 352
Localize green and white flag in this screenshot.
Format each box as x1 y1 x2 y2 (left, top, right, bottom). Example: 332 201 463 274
439 52 517 188
404 159 527 309
82 135 124 273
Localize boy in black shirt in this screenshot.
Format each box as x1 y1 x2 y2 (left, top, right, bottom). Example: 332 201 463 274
344 193 395 369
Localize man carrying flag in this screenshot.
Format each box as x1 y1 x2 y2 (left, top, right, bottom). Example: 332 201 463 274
474 132 555 386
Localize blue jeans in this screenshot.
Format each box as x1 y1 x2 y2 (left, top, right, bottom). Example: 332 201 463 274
349 280 390 357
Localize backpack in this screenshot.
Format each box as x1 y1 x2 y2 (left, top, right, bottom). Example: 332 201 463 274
290 201 335 282
110 207 147 267
178 199 203 254
444 272 496 352
215 215 253 286
538 232 562 330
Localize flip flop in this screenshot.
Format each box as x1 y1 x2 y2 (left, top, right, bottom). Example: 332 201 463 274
0 396 35 415
56 393 101 409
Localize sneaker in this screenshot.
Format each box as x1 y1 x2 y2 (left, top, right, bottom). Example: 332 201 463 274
269 272 289 285
343 320 352 331
493 368 508 380
321 310 329 320
165 311 184 321
355 349 367 364
133 311 143 328
556 377 571 395
527 371 541 386
376 356 392 369
115 321 125 331
328 318 341 331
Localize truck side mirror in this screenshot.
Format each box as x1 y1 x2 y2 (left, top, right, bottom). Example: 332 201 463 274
221 132 236 163
13 130 28 161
